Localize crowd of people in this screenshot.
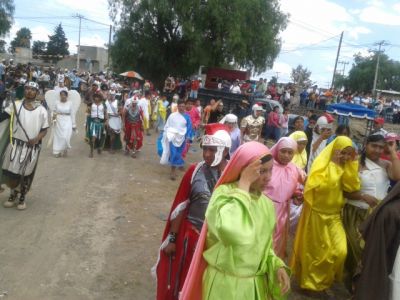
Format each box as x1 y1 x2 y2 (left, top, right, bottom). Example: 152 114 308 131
152 86 400 299
1 60 400 299
299 86 400 123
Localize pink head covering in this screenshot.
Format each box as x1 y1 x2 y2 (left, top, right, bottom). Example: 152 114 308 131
180 141 271 300
270 137 297 161
215 141 271 188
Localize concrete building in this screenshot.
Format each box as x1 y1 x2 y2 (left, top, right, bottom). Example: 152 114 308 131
1 45 109 73
0 47 45 65
57 46 109 73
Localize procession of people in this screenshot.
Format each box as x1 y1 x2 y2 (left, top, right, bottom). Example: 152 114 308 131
1 62 400 299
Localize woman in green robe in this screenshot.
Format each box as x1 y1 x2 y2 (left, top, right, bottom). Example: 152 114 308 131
180 141 290 300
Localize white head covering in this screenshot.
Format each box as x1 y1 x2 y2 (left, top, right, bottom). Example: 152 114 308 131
252 104 264 112
219 113 238 125
316 116 332 129
202 124 232 167
25 81 39 90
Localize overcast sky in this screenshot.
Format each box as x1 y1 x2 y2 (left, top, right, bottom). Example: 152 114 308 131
5 0 400 87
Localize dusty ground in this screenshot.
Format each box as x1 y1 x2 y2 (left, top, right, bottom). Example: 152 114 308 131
0 107 178 300
0 106 379 300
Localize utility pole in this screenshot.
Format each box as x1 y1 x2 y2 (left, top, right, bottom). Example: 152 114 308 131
107 24 112 69
338 60 349 76
372 40 388 97
331 31 344 89
275 72 280 83
75 14 83 71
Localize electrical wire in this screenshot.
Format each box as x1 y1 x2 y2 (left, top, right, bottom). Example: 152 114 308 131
281 34 341 53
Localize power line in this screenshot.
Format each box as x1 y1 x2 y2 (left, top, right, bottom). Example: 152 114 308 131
289 18 377 50
338 60 349 76
15 18 80 29
75 16 110 27
281 34 341 53
15 16 74 19
289 19 337 39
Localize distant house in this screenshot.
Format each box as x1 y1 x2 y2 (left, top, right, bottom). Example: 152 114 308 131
57 46 109 73
0 46 109 73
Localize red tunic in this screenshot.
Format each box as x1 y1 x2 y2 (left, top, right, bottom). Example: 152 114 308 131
124 108 144 151
155 164 200 300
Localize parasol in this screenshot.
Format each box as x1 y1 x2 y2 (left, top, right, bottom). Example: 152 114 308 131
119 71 144 80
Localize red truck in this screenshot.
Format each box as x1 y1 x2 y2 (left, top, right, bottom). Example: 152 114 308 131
204 67 250 89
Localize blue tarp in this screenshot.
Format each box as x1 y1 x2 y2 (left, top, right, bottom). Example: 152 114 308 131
326 103 376 120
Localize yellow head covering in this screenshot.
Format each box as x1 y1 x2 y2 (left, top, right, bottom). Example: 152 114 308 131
305 136 360 204
289 131 308 169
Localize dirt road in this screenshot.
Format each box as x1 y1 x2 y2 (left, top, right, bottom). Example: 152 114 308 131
0 108 351 299
0 108 187 300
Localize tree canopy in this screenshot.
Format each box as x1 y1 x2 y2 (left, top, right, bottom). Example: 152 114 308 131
32 40 47 57
346 52 400 94
9 27 31 53
291 64 312 88
46 23 69 62
0 40 6 53
0 0 14 37
108 0 287 86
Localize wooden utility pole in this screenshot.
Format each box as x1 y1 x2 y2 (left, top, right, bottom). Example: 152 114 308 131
372 40 388 97
275 72 280 83
107 24 112 69
331 31 344 89
338 60 349 76
75 14 83 71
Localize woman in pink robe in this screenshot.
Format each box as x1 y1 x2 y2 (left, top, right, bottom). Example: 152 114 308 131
264 137 305 259
183 99 200 157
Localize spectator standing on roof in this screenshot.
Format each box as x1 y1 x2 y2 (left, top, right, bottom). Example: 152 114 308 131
255 78 267 97
230 80 241 94
233 99 251 124
208 101 225 124
190 78 200 99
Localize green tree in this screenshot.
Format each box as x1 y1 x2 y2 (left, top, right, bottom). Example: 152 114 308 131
269 76 278 85
46 23 69 62
32 40 47 57
108 0 287 87
9 27 31 53
291 64 312 88
0 39 6 53
333 73 347 90
346 52 400 93
0 0 14 36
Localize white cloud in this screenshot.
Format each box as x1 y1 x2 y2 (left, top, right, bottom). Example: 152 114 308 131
349 8 362 15
3 21 21 45
81 35 107 48
359 2 400 26
325 66 335 72
272 62 293 75
255 62 293 82
279 0 353 50
31 26 52 42
54 0 111 26
367 0 385 7
347 26 371 40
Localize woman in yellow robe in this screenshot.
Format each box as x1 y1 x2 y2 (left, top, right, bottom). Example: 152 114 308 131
289 131 308 170
290 136 360 293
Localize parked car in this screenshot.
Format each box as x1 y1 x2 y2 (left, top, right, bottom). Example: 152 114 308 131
254 98 283 113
